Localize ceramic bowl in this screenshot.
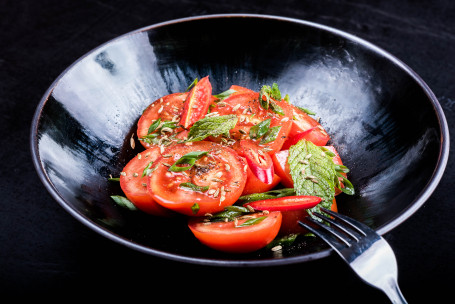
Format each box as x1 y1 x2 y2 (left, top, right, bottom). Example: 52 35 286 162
31 14 449 266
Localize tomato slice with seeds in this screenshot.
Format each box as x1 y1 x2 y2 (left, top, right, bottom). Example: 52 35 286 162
210 91 293 154
137 92 188 148
147 141 247 216
188 211 282 253
244 195 322 212
180 76 213 128
120 147 175 217
288 104 330 146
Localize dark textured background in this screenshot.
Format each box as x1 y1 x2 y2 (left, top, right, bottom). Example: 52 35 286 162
1 0 454 301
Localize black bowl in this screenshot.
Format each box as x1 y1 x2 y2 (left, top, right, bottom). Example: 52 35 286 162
30 14 449 266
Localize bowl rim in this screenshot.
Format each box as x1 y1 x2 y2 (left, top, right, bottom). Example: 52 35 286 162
30 13 450 267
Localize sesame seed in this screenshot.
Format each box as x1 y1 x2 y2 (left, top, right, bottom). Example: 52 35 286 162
218 101 227 107
162 154 173 158
142 183 147 187
120 172 126 176
244 165 248 172
215 172 223 178
133 172 138 177
158 105 164 113
232 104 241 111
130 134 135 149
225 164 230 171
281 117 289 122
208 189 216 195
211 178 224 183
162 163 171 167
213 188 220 198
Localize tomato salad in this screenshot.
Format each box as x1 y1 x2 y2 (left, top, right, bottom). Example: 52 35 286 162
110 76 354 253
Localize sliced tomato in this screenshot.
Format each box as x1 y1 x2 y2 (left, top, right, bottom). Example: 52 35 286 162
242 163 281 196
288 104 330 146
244 195 322 212
228 85 255 95
147 141 247 216
233 139 274 184
271 149 293 188
279 198 338 235
137 92 188 148
210 91 293 154
119 147 175 217
188 211 282 253
180 76 213 128
281 127 317 150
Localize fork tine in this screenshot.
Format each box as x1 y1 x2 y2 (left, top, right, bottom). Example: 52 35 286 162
299 216 351 247
320 207 370 236
312 211 360 242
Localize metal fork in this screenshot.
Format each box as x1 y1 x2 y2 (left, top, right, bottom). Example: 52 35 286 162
299 207 408 304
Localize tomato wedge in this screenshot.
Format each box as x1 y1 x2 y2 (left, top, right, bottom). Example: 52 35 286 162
119 147 175 217
137 92 188 149
147 141 247 216
188 211 282 253
271 149 293 188
234 140 274 184
242 163 281 196
288 104 330 146
180 76 213 128
228 85 255 95
243 195 322 212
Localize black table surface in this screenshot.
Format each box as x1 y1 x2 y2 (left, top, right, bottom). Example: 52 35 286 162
1 0 453 301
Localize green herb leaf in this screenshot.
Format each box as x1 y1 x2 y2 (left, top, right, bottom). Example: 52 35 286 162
213 89 236 101
267 233 299 249
297 106 316 116
288 139 337 213
260 126 281 144
271 83 282 100
186 115 238 142
179 182 209 192
168 151 208 172
110 195 138 211
147 118 161 134
236 216 267 227
249 118 271 139
238 188 296 203
108 177 120 182
186 78 198 92
191 203 200 214
142 160 154 177
259 83 286 115
269 101 284 116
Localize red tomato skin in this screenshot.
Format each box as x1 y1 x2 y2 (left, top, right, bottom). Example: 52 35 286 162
228 85 255 94
180 76 212 128
188 211 282 253
271 150 294 188
242 164 281 196
147 141 247 216
120 147 175 217
279 199 338 235
288 104 330 146
137 92 188 148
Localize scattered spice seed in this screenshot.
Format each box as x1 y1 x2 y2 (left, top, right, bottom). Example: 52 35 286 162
232 104 241 111
271 245 282 252
120 172 126 176
130 134 135 149
158 105 164 113
225 164 230 171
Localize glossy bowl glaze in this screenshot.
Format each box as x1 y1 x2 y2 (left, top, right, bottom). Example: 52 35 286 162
31 14 449 266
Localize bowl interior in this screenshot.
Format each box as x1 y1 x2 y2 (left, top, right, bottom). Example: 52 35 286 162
31 15 447 265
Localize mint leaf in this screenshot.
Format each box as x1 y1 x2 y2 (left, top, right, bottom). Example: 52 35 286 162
260 126 281 144
186 115 238 142
259 83 286 115
288 140 337 212
238 188 296 203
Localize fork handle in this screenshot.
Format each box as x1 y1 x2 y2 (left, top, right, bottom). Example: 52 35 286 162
380 277 408 304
